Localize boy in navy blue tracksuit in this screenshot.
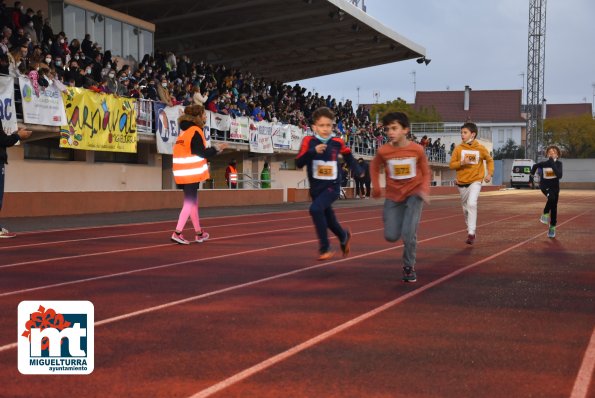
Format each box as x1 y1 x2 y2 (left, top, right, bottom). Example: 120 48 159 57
296 107 362 260
531 145 563 238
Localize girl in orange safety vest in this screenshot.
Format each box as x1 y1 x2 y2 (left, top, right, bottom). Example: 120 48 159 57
171 104 227 244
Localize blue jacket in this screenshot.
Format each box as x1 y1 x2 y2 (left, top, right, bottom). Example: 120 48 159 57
296 135 361 197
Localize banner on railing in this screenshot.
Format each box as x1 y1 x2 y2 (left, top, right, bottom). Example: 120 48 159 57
249 120 273 153
136 98 153 134
0 75 18 134
154 103 184 154
290 125 303 151
272 123 291 149
59 88 138 153
19 77 67 126
230 116 250 140
210 112 231 132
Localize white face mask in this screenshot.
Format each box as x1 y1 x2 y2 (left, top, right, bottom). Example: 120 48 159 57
161 83 167 88
55 60 61 66
108 73 115 78
45 58 51 63
106 63 111 68
86 69 91 75
59 39 64 44
74 55 79 60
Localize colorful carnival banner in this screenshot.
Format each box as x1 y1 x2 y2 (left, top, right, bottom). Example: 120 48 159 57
19 77 67 126
59 88 137 153
0 75 18 134
154 103 184 154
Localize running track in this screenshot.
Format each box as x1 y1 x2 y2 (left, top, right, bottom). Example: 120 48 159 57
0 190 593 398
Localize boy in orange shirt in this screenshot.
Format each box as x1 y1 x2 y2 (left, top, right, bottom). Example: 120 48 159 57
371 112 431 283
449 122 494 244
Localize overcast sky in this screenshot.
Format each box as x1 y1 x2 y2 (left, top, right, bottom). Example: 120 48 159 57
290 0 595 107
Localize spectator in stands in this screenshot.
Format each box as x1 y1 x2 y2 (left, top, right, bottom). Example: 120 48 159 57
41 18 53 46
68 38 80 56
11 1 24 30
105 68 118 93
170 104 228 245
0 121 32 238
157 76 173 106
0 34 9 55
0 52 9 74
81 33 93 58
32 10 42 42
192 85 207 106
23 12 36 45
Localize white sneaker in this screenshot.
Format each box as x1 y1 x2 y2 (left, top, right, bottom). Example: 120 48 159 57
0 228 16 238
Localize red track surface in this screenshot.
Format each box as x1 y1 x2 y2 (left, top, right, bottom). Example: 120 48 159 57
0 190 593 398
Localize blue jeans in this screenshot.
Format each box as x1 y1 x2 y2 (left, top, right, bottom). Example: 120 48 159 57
383 195 424 267
309 187 347 253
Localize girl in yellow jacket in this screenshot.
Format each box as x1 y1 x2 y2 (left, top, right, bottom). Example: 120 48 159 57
449 122 494 244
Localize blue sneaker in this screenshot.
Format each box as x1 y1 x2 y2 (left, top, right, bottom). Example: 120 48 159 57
548 226 556 239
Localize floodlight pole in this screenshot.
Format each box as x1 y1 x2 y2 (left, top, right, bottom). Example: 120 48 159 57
525 0 547 161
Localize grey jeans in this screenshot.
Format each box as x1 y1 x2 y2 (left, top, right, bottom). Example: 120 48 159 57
383 195 424 268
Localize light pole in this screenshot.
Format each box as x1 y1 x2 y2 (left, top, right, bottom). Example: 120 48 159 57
356 86 360 107
592 83 595 117
519 72 525 104
373 91 380 104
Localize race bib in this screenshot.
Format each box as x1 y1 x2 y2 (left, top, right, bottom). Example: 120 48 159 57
312 160 338 180
387 157 416 180
542 167 556 179
461 150 480 165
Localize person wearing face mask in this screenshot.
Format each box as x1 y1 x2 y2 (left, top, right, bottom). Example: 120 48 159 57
105 68 118 94
43 54 51 66
24 17 37 45
80 64 97 89
144 79 158 100
157 77 173 106
53 56 64 80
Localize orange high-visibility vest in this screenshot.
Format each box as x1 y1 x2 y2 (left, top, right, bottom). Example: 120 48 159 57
228 165 238 183
172 126 210 184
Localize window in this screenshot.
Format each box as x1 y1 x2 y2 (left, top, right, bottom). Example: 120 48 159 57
140 30 153 59
63 5 85 43
86 12 105 51
105 18 122 57
506 128 513 142
498 129 504 143
122 24 139 63
279 159 296 170
24 138 75 161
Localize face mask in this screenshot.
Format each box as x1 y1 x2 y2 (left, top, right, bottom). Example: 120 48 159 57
48 40 52 45
74 55 79 60
147 68 152 73
86 69 91 75
108 73 115 78
55 60 61 66
45 58 51 63
28 22 33 27
161 83 167 88
59 39 64 44
106 63 111 68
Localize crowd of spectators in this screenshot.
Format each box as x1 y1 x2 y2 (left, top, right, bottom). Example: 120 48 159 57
0 0 389 153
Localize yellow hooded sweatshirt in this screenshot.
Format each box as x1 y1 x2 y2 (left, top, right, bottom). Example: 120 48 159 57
449 139 494 185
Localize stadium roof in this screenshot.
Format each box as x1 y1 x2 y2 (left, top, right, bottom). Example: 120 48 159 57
91 0 426 82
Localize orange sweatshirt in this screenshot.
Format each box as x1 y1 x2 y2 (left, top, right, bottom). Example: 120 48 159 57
449 140 494 184
371 141 431 203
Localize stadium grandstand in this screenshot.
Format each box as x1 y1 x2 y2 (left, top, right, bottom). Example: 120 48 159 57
0 0 437 217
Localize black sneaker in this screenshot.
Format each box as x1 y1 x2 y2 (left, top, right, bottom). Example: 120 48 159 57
340 228 352 257
402 266 417 283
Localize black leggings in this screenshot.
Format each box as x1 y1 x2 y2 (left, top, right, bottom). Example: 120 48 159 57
541 187 559 226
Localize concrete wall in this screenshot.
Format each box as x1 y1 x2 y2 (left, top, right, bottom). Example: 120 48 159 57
499 158 595 188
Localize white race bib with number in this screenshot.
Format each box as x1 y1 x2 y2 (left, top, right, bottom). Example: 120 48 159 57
542 167 556 179
387 158 416 180
312 160 337 180
461 150 480 165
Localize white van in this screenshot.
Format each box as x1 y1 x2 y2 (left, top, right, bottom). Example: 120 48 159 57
510 159 535 189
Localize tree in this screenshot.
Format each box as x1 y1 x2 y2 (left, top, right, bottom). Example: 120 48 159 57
493 139 526 159
370 98 441 123
543 114 595 158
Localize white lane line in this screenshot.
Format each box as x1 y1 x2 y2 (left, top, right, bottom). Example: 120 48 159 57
570 326 595 398
0 215 461 296
0 213 519 353
187 211 588 398
0 213 392 270
0 207 385 251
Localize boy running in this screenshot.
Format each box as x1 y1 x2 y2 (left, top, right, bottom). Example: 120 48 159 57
530 145 563 238
296 107 361 260
371 112 430 283
449 122 494 244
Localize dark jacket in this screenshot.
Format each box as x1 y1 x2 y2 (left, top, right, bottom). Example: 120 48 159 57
531 158 563 190
179 120 218 160
296 135 361 197
0 121 20 164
